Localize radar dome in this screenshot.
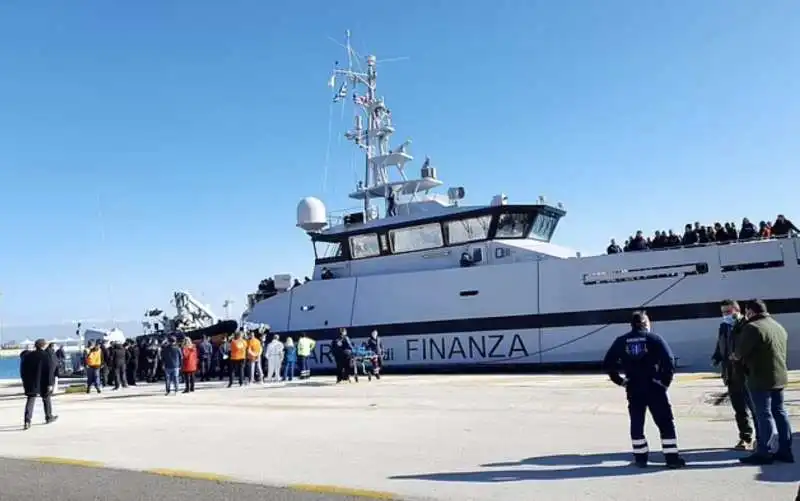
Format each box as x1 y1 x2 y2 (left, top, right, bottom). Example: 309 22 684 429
296 197 327 232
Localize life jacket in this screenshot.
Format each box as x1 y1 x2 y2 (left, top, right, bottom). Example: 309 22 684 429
247 338 263 360
230 339 247 361
86 349 102 368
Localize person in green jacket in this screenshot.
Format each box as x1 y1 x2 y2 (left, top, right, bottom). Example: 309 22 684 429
297 333 316 380
734 299 793 465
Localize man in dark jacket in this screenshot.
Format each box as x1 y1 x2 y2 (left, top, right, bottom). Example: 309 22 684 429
198 335 213 382
603 311 685 468
125 340 139 386
100 342 112 387
111 342 128 390
144 338 160 383
331 328 354 383
734 299 793 465
20 339 58 430
161 336 182 396
712 299 755 449
46 343 60 393
771 214 799 237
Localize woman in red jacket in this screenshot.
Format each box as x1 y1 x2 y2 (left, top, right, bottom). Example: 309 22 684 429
181 338 199 393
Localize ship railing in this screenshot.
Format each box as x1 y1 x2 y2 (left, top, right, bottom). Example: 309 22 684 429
326 205 379 227
612 233 798 255
587 234 797 285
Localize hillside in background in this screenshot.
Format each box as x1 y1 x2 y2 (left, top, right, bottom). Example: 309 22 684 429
1 320 142 345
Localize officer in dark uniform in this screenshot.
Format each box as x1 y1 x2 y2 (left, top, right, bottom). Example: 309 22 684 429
603 310 686 468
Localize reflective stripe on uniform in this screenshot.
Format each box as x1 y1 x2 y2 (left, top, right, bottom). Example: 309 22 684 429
633 446 649 454
662 437 679 453
632 439 648 446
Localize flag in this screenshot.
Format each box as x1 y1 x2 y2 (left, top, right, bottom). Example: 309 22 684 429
327 74 335 88
332 82 347 102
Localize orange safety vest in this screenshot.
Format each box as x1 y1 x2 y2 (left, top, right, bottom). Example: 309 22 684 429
230 339 247 361
86 349 102 368
247 338 263 360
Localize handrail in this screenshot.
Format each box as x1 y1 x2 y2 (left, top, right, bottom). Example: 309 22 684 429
613 234 798 254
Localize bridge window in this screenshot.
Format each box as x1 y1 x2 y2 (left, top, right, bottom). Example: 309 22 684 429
495 212 532 239
445 215 491 245
349 233 380 259
530 214 558 241
313 240 342 260
389 222 444 254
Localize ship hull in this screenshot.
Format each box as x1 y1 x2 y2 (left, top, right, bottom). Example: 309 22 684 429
247 238 800 372
285 313 800 372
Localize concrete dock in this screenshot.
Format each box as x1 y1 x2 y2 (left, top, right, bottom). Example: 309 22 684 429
0 373 797 501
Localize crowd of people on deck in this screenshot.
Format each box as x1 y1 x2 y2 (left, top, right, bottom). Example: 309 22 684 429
607 214 799 254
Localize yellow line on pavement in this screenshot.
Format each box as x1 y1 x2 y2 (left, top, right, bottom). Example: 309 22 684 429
145 468 234 482
289 483 399 499
33 456 105 468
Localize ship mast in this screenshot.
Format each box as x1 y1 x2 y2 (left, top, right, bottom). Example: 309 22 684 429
328 30 441 221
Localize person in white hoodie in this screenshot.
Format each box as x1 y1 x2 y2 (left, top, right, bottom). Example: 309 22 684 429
265 334 285 383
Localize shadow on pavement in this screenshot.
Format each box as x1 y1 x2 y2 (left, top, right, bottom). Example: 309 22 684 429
389 448 745 483
755 433 799 484
0 423 43 433
88 393 163 401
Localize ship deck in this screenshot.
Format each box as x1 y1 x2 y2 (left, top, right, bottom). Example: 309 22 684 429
0 372 798 501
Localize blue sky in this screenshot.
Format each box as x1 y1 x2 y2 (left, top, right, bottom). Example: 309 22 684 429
0 1 798 332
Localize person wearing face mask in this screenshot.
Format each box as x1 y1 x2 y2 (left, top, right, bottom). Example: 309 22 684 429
603 310 685 469
711 299 756 450
734 299 793 465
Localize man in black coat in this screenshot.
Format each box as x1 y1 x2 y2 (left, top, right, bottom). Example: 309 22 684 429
20 339 58 430
125 340 139 386
111 342 128 390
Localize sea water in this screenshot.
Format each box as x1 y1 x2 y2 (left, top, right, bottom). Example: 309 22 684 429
0 357 20 380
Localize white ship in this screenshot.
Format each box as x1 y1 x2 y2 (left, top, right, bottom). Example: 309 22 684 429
245 31 800 371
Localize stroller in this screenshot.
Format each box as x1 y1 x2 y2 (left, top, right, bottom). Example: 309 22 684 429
352 344 381 382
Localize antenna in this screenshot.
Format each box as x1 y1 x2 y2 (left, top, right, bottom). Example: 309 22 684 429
328 31 428 221
331 30 379 218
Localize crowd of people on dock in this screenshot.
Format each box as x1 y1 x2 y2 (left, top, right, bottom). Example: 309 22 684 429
16 326 385 427
607 213 799 254
78 327 383 395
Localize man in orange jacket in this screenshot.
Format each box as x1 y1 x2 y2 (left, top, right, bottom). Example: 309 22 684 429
228 332 247 388
247 333 264 384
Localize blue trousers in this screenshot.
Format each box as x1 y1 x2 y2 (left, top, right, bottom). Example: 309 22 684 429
283 360 296 380
749 388 793 456
86 367 101 393
165 368 180 393
627 385 679 461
